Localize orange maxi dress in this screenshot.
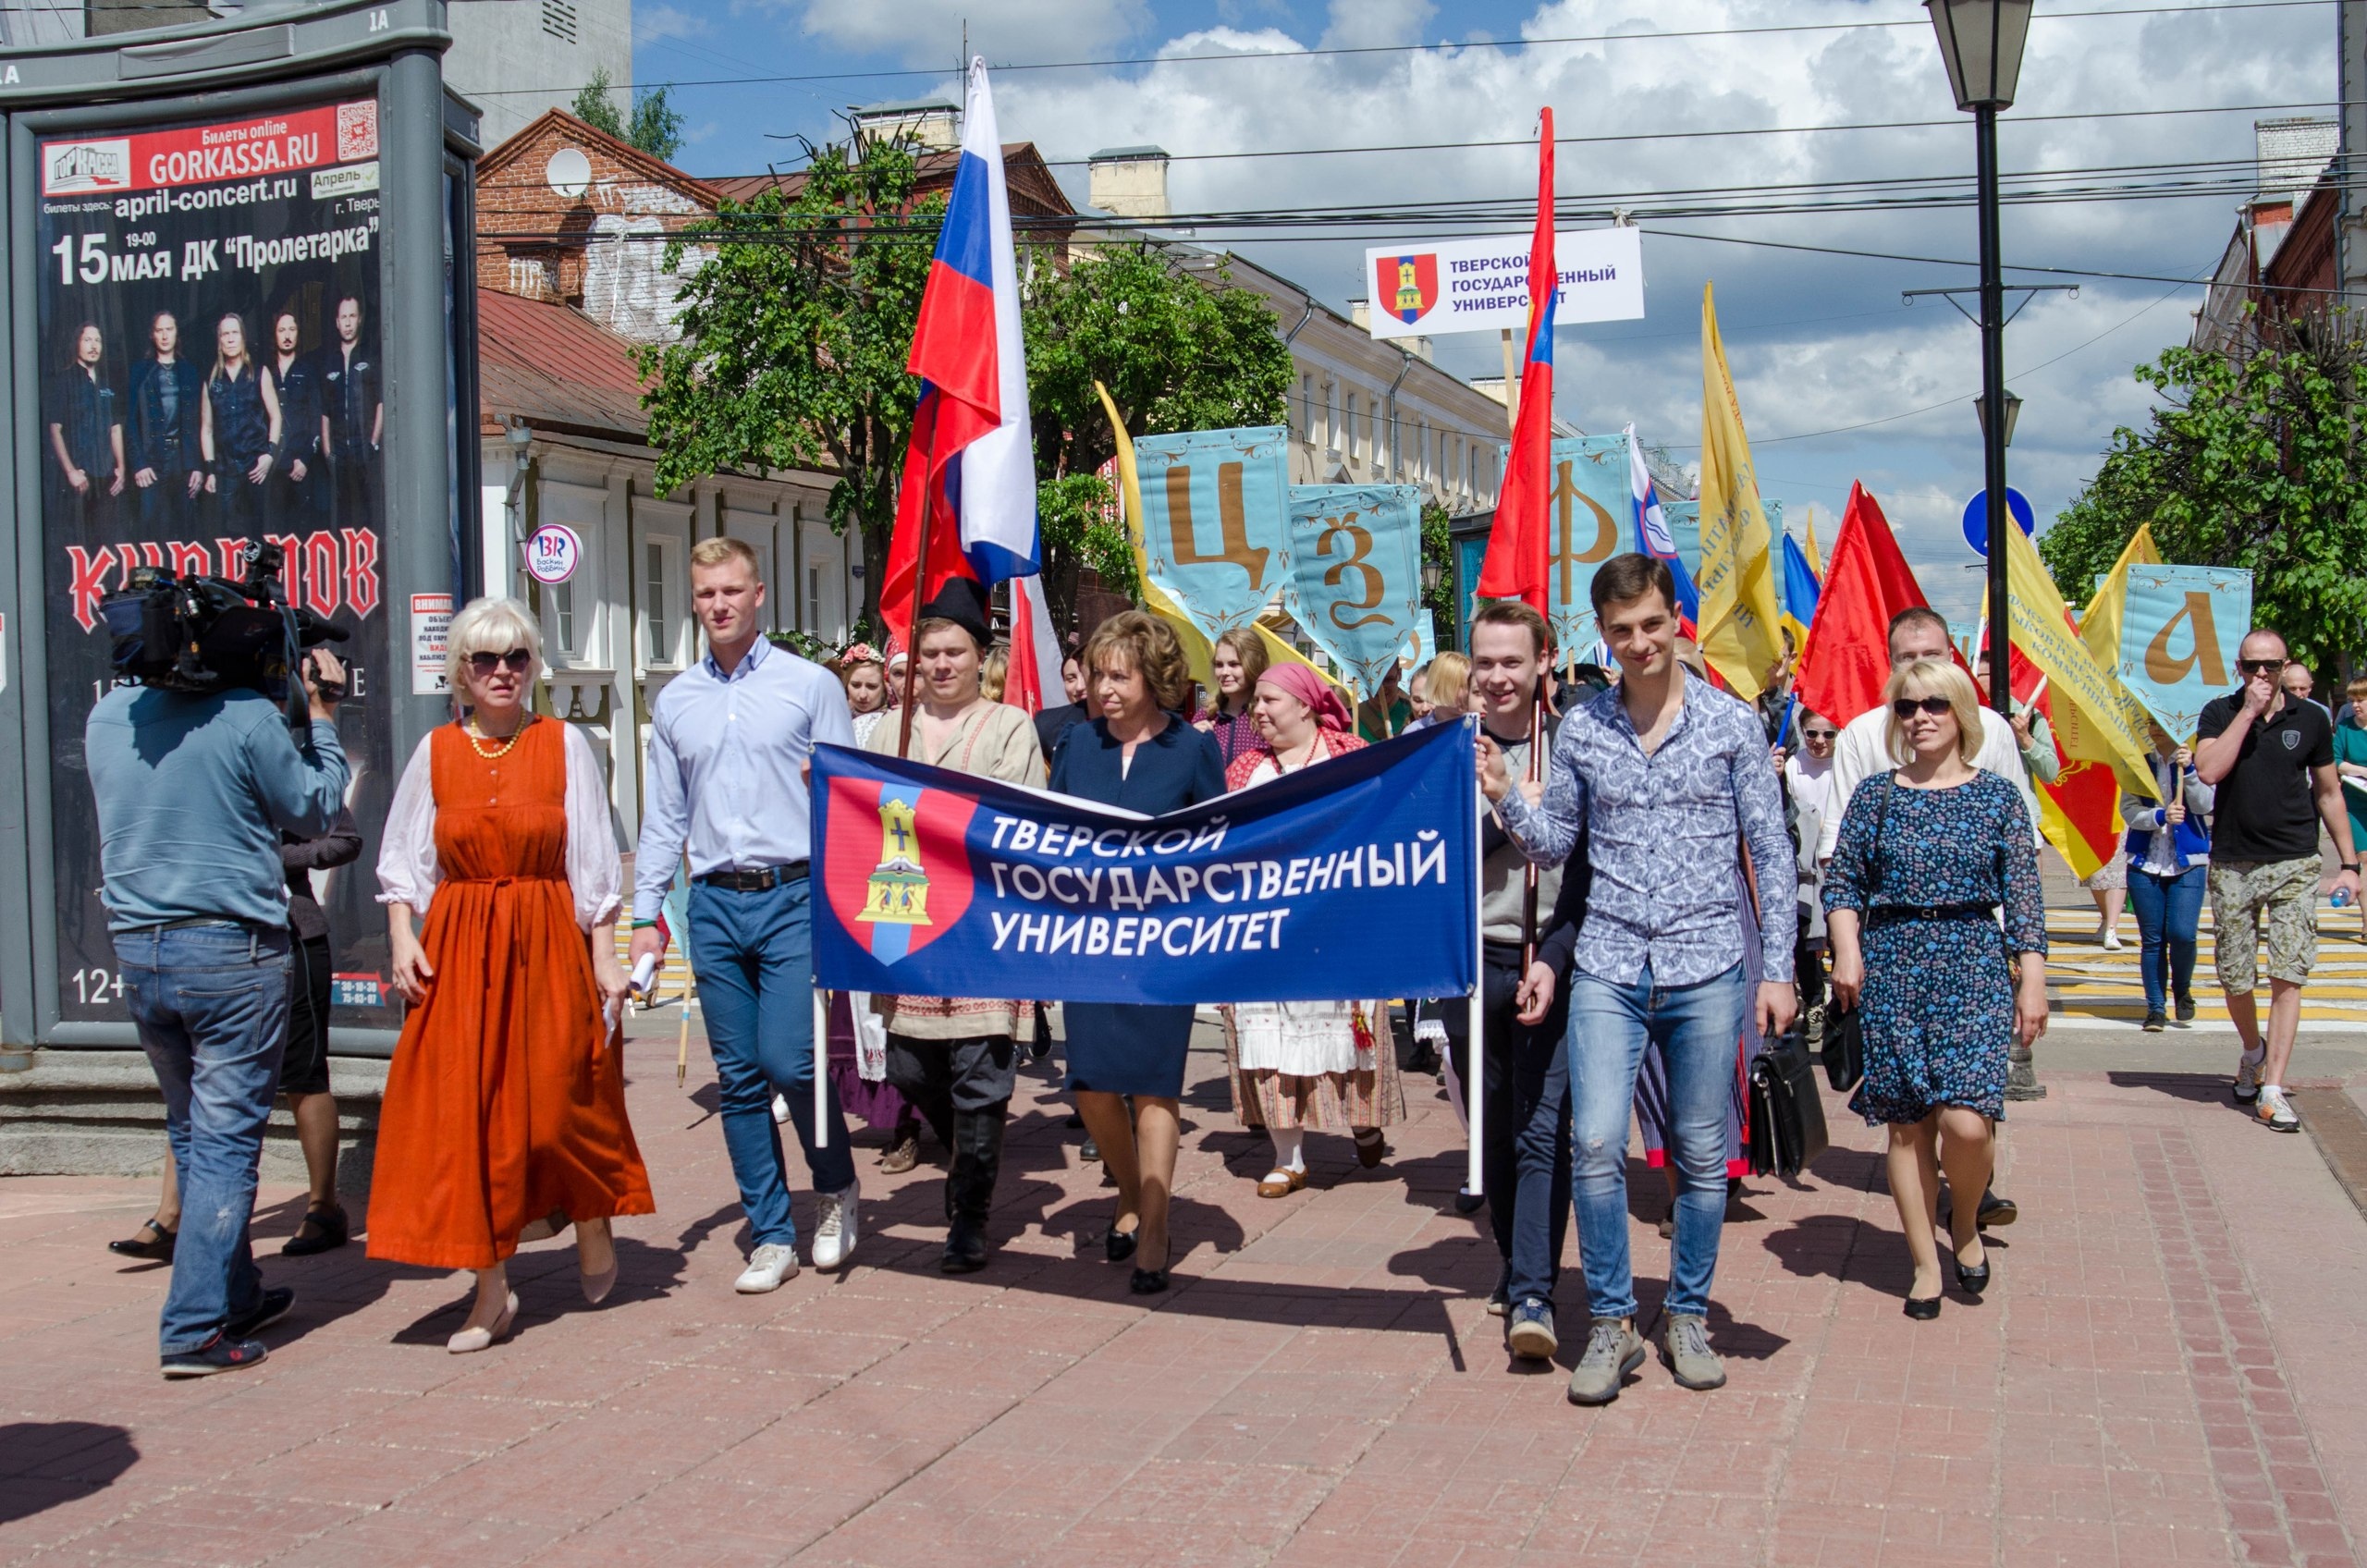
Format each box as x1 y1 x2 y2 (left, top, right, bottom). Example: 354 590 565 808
368 718 655 1271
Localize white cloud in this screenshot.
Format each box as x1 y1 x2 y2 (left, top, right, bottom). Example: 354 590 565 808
1319 0 1433 51
792 0 1148 67
635 3 711 44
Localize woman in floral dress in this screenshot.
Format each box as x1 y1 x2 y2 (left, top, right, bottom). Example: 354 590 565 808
1825 658 2048 1320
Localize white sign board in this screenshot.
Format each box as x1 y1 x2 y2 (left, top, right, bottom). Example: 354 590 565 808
411 593 454 695
525 522 584 585
1364 227 1645 341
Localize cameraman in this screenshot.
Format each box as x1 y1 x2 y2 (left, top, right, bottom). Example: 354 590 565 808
86 645 350 1378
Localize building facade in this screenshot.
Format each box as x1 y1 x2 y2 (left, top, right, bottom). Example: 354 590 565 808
446 0 631 151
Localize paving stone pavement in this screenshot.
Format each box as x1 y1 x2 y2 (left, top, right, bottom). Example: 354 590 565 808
4 1015 2366 1567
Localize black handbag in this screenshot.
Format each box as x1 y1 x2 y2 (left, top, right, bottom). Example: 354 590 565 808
1748 1032 1831 1177
1821 775 1891 1094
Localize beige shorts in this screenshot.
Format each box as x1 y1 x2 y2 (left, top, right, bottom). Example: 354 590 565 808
2209 856 2321 992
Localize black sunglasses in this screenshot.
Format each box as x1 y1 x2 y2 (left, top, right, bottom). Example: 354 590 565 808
1802 728 1839 741
1891 696 1954 718
2238 657 2287 674
467 648 533 676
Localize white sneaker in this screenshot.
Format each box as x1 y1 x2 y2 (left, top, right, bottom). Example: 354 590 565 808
811 1181 860 1271
770 1092 791 1126
734 1243 800 1293
2256 1085 2300 1133
2102 930 2123 951
2234 1049 2265 1105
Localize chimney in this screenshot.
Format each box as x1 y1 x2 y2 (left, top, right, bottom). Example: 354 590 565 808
852 100 961 151
1088 147 1171 220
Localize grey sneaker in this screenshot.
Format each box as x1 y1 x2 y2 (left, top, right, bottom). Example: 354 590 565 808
1565 1317 1646 1405
1662 1313 1726 1391
1506 1299 1557 1361
2234 1049 2264 1105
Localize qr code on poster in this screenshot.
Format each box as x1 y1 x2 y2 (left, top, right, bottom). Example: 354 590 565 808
337 101 379 162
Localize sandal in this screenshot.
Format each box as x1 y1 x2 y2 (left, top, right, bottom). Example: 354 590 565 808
1256 1168 1307 1198
107 1217 176 1262
878 1133 921 1174
280 1205 350 1257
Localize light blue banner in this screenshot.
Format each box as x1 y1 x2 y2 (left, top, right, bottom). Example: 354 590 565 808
1544 435 1631 654
1285 484 1425 701
1134 425 1293 643
1662 498 1702 579
1409 609 1437 670
2118 564 2252 741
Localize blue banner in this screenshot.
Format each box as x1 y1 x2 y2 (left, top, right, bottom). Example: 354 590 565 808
1285 484 1424 700
1134 425 1293 643
1545 435 1632 652
811 722 1479 1003
1662 498 1702 579
2117 564 2253 741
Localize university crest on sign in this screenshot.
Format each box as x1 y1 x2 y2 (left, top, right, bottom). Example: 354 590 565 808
1374 252 1440 325
822 778 977 963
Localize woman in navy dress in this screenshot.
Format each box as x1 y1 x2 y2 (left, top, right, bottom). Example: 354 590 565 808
1048 611 1225 1294
1826 658 2048 1320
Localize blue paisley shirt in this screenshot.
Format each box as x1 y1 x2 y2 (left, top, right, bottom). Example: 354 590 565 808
1498 674 1796 987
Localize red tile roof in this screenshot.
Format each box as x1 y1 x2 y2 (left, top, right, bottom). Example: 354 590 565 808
477 289 649 441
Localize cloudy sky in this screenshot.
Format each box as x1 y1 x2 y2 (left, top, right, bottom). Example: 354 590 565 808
625 0 2336 626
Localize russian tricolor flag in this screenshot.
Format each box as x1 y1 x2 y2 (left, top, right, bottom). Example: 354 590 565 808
1625 423 1702 632
883 57 1059 706
1476 109 1556 618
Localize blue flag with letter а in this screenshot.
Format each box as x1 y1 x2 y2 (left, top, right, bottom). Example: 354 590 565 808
810 723 1479 1003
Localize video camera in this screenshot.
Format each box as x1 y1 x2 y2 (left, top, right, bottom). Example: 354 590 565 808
99 542 350 730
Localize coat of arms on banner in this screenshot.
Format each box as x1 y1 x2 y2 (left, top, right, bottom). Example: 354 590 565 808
822 779 977 964
1373 251 1441 325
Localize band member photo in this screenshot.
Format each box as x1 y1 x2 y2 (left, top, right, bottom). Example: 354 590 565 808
127 310 204 533
201 312 280 533
49 321 124 530
320 294 381 533
265 306 324 532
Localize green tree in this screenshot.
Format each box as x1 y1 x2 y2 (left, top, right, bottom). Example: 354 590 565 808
1420 499 1456 648
2041 318 2367 675
637 137 940 633
571 67 686 163
1025 244 1294 629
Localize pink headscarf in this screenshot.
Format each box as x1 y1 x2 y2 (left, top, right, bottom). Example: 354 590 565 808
1257 664 1353 733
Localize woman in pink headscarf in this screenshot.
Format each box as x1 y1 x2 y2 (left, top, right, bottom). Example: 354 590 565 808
1220 663 1405 1195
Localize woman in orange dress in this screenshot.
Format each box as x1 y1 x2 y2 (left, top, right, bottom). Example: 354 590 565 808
373 597 653 1353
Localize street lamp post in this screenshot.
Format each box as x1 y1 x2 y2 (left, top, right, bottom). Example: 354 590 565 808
1926 0 2032 717
1929 0 2047 1102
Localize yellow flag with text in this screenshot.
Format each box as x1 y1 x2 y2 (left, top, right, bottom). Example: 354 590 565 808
1696 283 1784 700
1094 383 1344 700
2001 521 2157 788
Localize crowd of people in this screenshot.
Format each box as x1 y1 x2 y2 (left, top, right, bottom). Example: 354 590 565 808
83 535 2361 1403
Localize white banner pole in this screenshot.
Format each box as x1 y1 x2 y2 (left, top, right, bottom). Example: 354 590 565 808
1467 716 1486 1198
813 986 829 1148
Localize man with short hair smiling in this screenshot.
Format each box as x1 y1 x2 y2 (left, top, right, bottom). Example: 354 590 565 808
1484 552 1795 1404
2193 629 2360 1132
632 537 861 1291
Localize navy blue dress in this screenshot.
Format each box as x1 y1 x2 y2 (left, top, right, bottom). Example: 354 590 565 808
1048 715 1227 1097
1822 771 2047 1124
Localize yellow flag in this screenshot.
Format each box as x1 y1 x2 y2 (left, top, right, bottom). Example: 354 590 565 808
2049 525 2162 777
2000 521 2157 790
1803 505 1823 579
1696 283 1784 701
1093 382 1345 701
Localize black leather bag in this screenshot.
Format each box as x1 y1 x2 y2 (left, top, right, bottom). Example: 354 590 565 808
1748 1034 1832 1179
1821 774 1891 1094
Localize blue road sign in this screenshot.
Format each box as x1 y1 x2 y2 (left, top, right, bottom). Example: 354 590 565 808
1962 487 2036 557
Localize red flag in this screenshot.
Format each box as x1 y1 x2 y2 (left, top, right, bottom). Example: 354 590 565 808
1794 482 1927 727
1477 109 1555 616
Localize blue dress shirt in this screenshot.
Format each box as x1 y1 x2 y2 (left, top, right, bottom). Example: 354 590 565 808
633 637 855 913
1498 674 1795 987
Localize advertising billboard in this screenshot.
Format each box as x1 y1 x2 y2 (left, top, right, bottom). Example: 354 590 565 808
33 92 399 1030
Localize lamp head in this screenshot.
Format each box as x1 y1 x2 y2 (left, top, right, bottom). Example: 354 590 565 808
1924 0 2034 111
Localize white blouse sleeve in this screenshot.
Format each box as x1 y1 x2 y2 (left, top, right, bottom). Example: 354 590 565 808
562 721 624 931
374 734 440 912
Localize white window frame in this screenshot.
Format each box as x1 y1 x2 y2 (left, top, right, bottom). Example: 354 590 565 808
722 507 781 632
537 478 608 665
637 530 688 671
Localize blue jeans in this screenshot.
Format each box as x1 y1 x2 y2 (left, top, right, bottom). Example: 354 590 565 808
1566 962 1746 1322
2128 864 2207 1013
114 922 291 1356
687 877 856 1248
1442 945 1571 1308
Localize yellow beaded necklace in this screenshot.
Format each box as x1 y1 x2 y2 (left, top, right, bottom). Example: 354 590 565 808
462 713 531 760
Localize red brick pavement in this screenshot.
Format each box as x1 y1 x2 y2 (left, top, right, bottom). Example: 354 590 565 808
3 1025 2365 1567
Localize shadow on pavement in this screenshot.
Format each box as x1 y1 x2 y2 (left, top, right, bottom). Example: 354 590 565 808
0 1423 137 1518
2108 1070 2240 1106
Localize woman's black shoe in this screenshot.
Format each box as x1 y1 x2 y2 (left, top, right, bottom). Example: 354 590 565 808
1103 1225 1138 1263
1955 1253 1992 1296
280 1205 348 1257
1129 1267 1169 1295
108 1218 176 1262
1904 1295 1942 1320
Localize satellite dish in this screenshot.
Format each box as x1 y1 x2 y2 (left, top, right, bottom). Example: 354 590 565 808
546 147 592 202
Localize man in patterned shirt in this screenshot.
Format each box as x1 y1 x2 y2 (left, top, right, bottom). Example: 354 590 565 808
1482 552 1796 1404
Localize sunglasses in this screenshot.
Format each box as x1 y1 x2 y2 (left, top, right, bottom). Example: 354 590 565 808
2238 657 2287 674
467 648 533 676
1802 729 1839 741
1891 696 1954 718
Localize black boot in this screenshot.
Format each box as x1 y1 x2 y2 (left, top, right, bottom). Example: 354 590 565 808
941 1106 1007 1274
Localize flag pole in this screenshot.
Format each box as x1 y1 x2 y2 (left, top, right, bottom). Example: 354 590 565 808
895 415 943 759
813 987 829 1149
1467 714 1486 1199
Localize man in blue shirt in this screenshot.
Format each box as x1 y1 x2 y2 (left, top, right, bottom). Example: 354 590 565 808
86 648 350 1378
632 538 859 1293
1485 553 1796 1404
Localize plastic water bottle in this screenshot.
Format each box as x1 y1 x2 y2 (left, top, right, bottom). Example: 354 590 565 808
2336 888 2352 910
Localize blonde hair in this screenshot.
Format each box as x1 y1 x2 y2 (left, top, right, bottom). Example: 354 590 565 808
1082 611 1191 714
1883 656 1982 766
444 596 544 691
980 644 1010 704
1420 652 1469 710
689 536 761 577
